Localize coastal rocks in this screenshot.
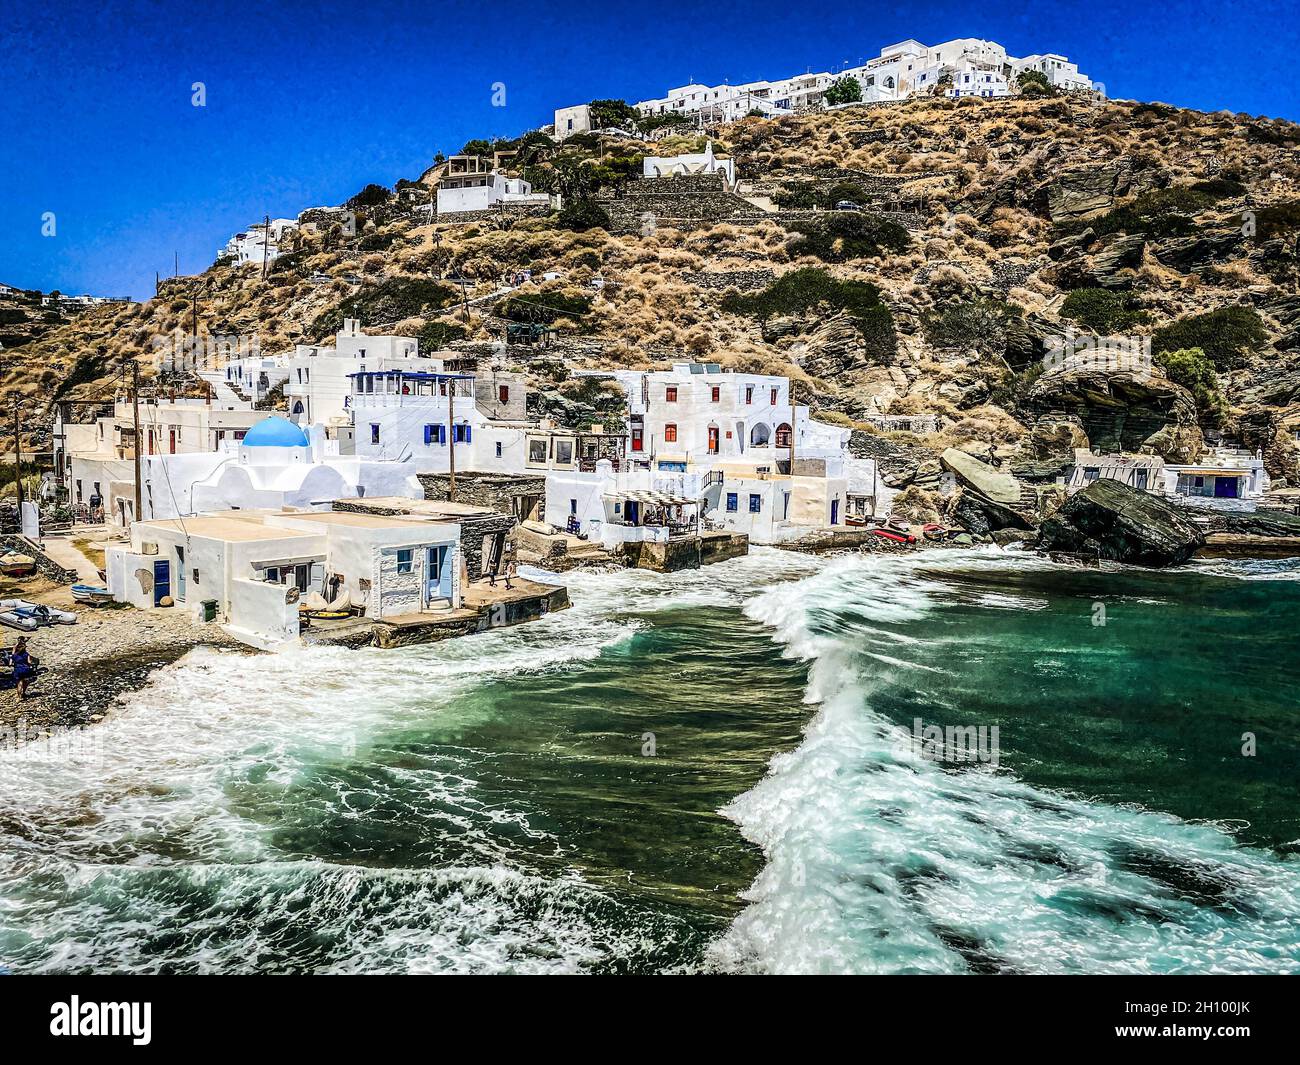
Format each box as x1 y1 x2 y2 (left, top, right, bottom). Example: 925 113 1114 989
1025 366 1202 460
1009 417 1090 481
1037 479 1205 566
941 448 1037 531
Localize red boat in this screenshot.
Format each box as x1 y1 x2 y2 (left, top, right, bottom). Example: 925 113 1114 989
868 527 917 545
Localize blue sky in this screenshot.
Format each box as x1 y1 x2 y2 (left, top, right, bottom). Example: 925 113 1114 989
2 0 1297 301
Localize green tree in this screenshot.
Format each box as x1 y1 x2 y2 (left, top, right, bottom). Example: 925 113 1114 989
588 99 640 131
1155 346 1227 424
1060 288 1148 334
1017 70 1053 98
1152 306 1266 370
824 76 863 106
556 199 610 233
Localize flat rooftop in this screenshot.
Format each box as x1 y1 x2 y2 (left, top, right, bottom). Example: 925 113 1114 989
140 516 321 542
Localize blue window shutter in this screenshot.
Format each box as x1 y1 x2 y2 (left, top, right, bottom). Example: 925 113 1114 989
726 493 738 512
750 494 761 513
464 425 472 443
423 424 433 445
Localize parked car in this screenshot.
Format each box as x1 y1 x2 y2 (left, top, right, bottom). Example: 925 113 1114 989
834 200 863 211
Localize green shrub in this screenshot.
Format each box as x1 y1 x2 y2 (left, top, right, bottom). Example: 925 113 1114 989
786 212 910 262
309 277 458 340
556 199 610 232
1059 288 1148 333
722 267 896 363
417 320 467 350
1151 306 1266 370
922 298 1023 360
1087 186 1223 239
1255 200 1300 238
1154 346 1227 424
1017 71 1053 98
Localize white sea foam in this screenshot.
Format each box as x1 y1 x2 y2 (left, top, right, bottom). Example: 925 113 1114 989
711 549 1300 974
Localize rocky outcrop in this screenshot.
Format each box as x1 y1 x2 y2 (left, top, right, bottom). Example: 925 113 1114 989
1026 366 1203 460
1038 479 1206 566
1046 232 1146 289
1043 165 1129 222
1009 416 1090 481
1153 230 1243 272
940 448 1038 532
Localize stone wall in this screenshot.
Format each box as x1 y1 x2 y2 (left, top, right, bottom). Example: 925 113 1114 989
433 204 551 225
418 472 547 519
682 269 775 292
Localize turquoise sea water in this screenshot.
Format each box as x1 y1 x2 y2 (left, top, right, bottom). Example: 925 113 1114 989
0 548 1297 973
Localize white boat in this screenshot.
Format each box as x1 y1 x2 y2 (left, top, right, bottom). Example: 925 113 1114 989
71 585 114 605
0 599 78 625
0 609 38 632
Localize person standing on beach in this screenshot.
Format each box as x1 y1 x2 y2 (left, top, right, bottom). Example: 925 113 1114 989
503 558 517 591
10 637 36 701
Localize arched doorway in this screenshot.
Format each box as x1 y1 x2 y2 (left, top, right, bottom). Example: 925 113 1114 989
750 422 771 446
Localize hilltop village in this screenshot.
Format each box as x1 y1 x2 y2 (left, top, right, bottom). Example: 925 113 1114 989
5 33 1300 728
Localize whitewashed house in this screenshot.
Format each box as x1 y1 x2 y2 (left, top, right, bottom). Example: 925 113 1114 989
557 36 1094 131
557 364 875 543
224 352 293 404
436 155 551 214
107 508 461 650
218 218 298 267
283 319 438 428
59 397 266 528
139 414 422 523
1067 447 1271 507
642 141 735 187
349 368 530 473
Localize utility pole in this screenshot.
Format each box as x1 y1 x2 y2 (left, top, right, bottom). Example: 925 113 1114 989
261 214 270 280
10 395 24 509
447 376 456 502
131 359 142 526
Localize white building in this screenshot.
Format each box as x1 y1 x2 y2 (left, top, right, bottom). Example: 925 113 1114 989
435 155 551 215
107 508 461 650
552 363 878 543
554 36 1094 134
218 218 298 267
641 141 735 187
58 398 267 527
349 368 530 474
283 319 437 429
225 352 293 404
139 414 422 523
1067 447 1271 507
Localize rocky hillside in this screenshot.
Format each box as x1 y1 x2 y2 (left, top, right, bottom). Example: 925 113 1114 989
7 95 1300 496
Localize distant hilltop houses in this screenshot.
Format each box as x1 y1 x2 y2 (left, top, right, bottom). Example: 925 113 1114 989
554 36 1095 137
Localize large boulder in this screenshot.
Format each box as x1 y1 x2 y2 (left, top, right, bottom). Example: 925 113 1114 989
940 448 1038 531
1038 479 1205 566
1026 365 1203 460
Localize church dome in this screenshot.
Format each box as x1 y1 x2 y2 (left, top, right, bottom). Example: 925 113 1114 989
243 415 310 448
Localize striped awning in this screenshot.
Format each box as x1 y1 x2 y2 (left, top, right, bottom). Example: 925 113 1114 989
604 489 698 506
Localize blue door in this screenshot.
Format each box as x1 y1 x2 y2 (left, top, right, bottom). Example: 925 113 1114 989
426 546 449 604
1214 476 1239 499
153 560 171 606
831 499 839 525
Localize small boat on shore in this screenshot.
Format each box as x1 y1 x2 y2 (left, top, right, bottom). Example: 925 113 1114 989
1 599 78 625
0 550 36 578
71 585 114 606
867 527 917 545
